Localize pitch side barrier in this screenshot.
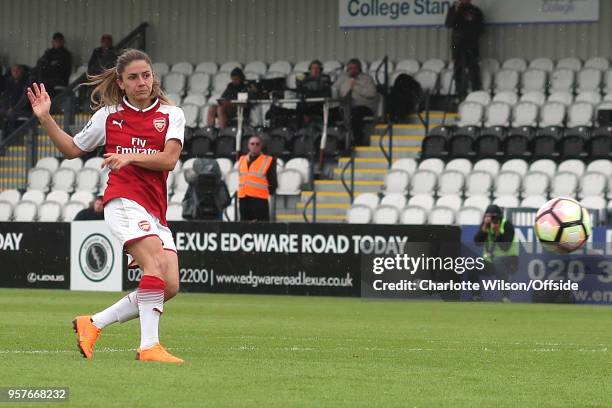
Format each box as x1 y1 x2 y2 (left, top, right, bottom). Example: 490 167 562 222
2 222 611 304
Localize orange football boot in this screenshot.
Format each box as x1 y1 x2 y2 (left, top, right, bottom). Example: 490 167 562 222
136 343 184 363
72 315 101 359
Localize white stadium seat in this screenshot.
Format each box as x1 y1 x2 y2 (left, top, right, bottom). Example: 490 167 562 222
493 91 519 106
587 159 612 176
557 159 585 177
502 58 527 72
383 169 410 194
418 158 445 175
285 158 310 184
225 171 239 196
244 61 267 76
494 171 522 197
38 201 62 222
522 171 549 197
465 171 493 197
14 201 38 222
84 157 104 169
575 91 601 105
463 195 490 212
539 102 566 127
380 193 407 211
520 195 547 209
512 102 539 127
293 60 310 74
422 59 446 73
480 58 500 75
213 72 232 93
166 204 184 221
409 170 437 195
579 172 607 199
183 93 207 107
170 191 185 204
437 170 464 196
401 206 428 224
584 57 610 71
435 194 462 212
346 205 372 224
188 72 211 95
567 102 595 127
485 102 512 127
219 61 242 73
549 68 575 93
457 101 484 127
438 69 455 95
493 195 519 208
407 194 435 211
521 69 547 93
0 201 13 221
577 68 602 92
0 189 21 206
414 70 438 92
548 91 573 106
268 61 292 75
392 158 418 174
36 157 59 172
276 169 303 195
152 62 170 76
472 159 500 177
501 159 529 177
457 207 483 225
557 57 582 72
395 59 420 74
22 190 45 205
76 168 100 193
428 206 455 225
70 191 95 206
466 90 491 106
27 167 52 192
373 206 400 224
494 69 520 92
195 61 218 75
171 62 193 75
445 158 472 176
520 91 546 106
163 72 186 95
529 57 554 72
550 172 579 198
46 190 70 205
60 157 83 171
182 103 200 128
215 158 233 179
529 159 557 178
353 193 379 212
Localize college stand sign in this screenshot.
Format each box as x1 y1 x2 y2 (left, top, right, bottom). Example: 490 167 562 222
338 0 599 28
70 221 123 291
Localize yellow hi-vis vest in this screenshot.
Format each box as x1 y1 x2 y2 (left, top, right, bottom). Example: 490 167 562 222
238 154 272 199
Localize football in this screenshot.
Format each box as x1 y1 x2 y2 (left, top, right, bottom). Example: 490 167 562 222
534 197 591 253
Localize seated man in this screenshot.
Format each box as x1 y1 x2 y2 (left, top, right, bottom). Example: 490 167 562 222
87 34 118 76
74 195 104 221
207 68 248 129
297 60 332 125
34 32 72 97
0 64 30 138
332 59 378 146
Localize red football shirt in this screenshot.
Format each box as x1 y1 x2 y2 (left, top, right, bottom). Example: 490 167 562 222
73 97 185 225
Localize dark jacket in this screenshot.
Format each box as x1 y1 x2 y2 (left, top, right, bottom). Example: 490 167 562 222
474 218 515 253
74 207 104 221
87 47 118 76
221 82 248 101
445 3 484 47
37 47 72 87
0 73 28 111
299 74 332 98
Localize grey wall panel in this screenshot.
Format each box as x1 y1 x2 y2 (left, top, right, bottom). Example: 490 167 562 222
0 0 610 69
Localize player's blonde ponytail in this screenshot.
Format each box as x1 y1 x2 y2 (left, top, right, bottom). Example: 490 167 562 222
85 49 171 111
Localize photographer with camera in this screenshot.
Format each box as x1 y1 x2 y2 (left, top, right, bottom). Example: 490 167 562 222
467 205 518 302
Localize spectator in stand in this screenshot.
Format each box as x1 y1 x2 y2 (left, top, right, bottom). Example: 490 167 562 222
34 32 72 97
237 135 277 221
74 195 105 221
297 60 332 125
0 64 30 138
87 34 118 76
206 68 248 129
333 59 377 146
445 0 484 99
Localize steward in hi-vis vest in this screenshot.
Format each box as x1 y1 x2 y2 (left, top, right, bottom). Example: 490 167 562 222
237 135 277 221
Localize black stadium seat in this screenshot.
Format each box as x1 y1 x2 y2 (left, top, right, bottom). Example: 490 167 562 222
504 126 533 158
475 126 505 158
185 127 216 158
421 125 452 159
560 126 589 159
532 126 562 159
589 126 612 158
290 128 316 158
448 126 477 158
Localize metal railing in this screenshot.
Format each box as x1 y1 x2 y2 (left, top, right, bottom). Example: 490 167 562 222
0 22 149 191
302 191 317 223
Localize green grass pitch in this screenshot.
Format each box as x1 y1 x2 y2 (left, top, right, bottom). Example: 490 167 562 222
0 288 611 407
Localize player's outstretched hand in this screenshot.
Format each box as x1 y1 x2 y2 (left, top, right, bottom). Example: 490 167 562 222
26 82 52 119
102 153 133 171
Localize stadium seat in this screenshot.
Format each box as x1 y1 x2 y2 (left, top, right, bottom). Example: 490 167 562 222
438 69 455 95
409 170 437 195
522 171 549 197
182 104 200 128
0 201 12 221
557 159 585 177
493 91 519 106
407 194 434 211
414 70 438 92
448 127 477 158
567 102 594 127
548 91 573 106
36 157 60 172
46 190 70 205
575 91 602 105
421 126 451 159
165 93 182 105
268 61 292 75
244 61 267 76
457 101 484 127
289 129 315 158
435 194 462 212
587 159 612 176
588 127 612 158
520 195 547 209
533 127 562 158
382 169 410 194
401 206 428 224
512 102 539 127
187 129 214 158
457 207 483 225
466 91 491 105
38 201 62 222
472 158 500 177
284 158 310 185
464 195 490 212
437 170 464 196
213 158 232 179
213 72 232 93
529 159 557 178
493 171 522 197
395 59 420 75
484 102 512 127
213 133 237 158
373 205 400 224
0 189 21 206
379 193 407 211
550 172 579 198
493 195 519 208
163 72 186 95
579 171 607 199
22 190 45 205
170 191 185 204
476 127 504 158
70 191 94 206
480 58 500 75
560 127 589 159
60 157 83 171
502 58 527 72
27 168 52 192
418 158 445 175
74 167 100 193
391 158 418 174
99 169 110 194
219 62 242 73
152 62 170 76
292 60 310 74
353 193 380 212
369 59 394 83
494 69 520 92
581 196 606 221
521 69 546 93
604 71 612 94
171 62 193 75
187 73 211 95
225 171 239 196
346 205 372 224
520 91 546 106
428 206 455 225
173 171 190 193
421 59 445 73
14 201 38 222
584 57 610 71
166 204 184 221
276 169 303 195
445 158 472 176
557 57 582 72
501 158 528 177
465 171 493 197
529 57 554 73
195 62 217 75
549 68 575 93
577 68 602 92
539 102 566 127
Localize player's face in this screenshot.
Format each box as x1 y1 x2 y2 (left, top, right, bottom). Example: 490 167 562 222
118 60 154 104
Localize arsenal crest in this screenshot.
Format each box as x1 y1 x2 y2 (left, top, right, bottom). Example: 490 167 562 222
138 220 151 232
153 118 166 132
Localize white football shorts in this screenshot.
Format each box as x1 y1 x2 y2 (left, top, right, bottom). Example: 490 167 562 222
104 197 177 266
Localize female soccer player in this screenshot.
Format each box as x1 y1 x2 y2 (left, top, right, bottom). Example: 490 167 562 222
27 49 185 363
